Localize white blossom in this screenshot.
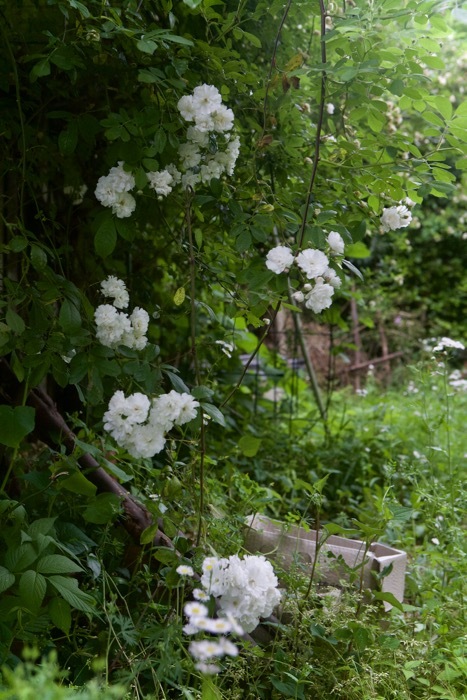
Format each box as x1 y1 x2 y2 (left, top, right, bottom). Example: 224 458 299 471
95 162 136 217
177 565 195 577
296 249 329 279
100 276 129 309
327 231 345 256
147 169 175 197
111 191 136 219
324 267 342 288
303 278 334 313
94 304 132 348
265 246 294 274
380 205 412 232
200 554 281 633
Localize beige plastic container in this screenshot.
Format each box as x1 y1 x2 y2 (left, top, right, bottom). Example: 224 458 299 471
244 514 407 608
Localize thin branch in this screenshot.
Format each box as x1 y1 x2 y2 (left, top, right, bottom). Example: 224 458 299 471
261 0 293 139
297 0 328 249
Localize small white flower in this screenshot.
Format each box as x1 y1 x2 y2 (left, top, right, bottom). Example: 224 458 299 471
189 640 224 661
296 249 329 279
380 205 412 232
326 103 335 115
193 589 210 602
100 276 129 309
176 565 195 577
265 246 294 274
194 662 221 675
327 231 345 256
184 602 209 618
303 278 334 313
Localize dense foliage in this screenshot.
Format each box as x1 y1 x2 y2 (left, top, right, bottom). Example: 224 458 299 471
0 0 465 698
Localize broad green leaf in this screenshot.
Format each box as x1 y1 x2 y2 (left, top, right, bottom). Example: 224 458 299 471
136 39 158 54
0 566 15 594
28 517 56 538
58 471 97 497
238 435 262 457
48 575 95 613
36 555 83 575
49 597 72 635
59 298 81 334
174 287 186 306
19 570 47 610
345 242 371 258
58 121 78 155
30 244 47 270
94 218 117 258
6 307 25 334
140 522 160 546
82 493 123 524
201 402 226 427
0 405 35 448
5 543 38 572
373 591 404 611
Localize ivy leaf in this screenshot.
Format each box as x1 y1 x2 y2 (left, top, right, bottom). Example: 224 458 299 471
0 405 35 448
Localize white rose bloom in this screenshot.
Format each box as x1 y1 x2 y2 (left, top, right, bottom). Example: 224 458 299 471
265 246 294 274
181 171 201 189
186 126 210 147
324 267 342 288
304 278 334 313
100 276 129 309
147 169 174 197
327 231 345 255
296 248 329 279
178 142 202 169
380 205 412 232
177 95 196 122
111 191 136 219
210 106 234 133
192 84 223 115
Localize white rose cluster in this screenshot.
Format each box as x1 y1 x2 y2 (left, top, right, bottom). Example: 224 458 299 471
147 84 240 194
200 554 281 633
180 553 280 674
103 389 199 459
266 231 345 314
94 276 149 350
94 162 136 218
380 204 412 232
94 87 239 214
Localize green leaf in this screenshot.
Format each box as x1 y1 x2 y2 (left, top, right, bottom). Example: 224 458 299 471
238 435 262 457
174 287 186 306
183 0 203 7
19 570 47 610
48 575 95 613
59 298 81 334
49 597 72 635
69 0 91 17
345 242 371 258
201 402 226 427
58 121 78 155
28 517 56 538
30 59 50 81
136 39 158 54
0 566 15 594
6 307 25 334
140 522 160 546
30 244 47 270
373 591 404 611
36 555 83 575
0 405 35 448
94 218 117 258
83 493 123 524
58 471 97 497
5 543 38 572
